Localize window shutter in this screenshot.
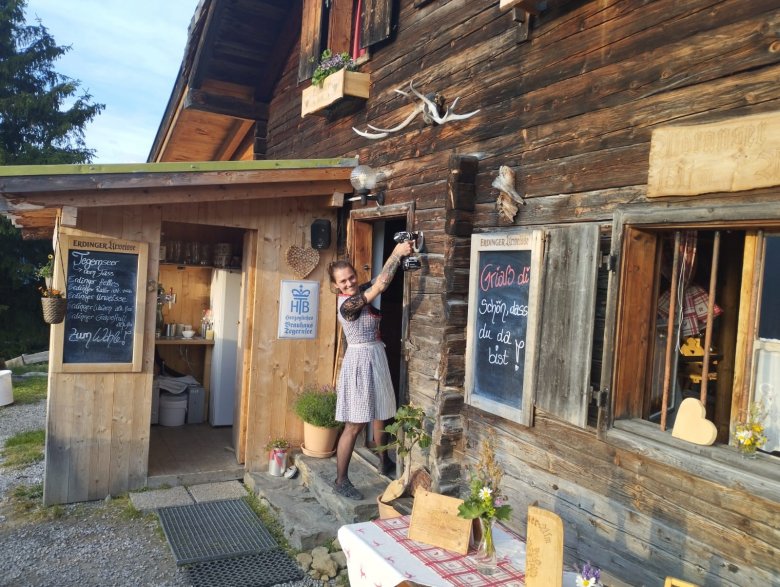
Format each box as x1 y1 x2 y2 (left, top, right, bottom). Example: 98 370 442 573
535 224 600 427
360 0 393 48
298 0 325 82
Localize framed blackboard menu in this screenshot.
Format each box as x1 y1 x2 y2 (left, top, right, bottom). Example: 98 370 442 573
465 230 543 425
53 236 148 372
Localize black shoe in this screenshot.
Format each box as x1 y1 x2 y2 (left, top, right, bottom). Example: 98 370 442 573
333 478 364 500
378 459 395 479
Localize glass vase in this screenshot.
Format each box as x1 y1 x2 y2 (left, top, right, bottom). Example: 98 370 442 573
474 518 498 575
737 443 758 459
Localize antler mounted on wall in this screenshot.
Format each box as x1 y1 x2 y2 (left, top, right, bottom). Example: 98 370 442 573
352 80 480 140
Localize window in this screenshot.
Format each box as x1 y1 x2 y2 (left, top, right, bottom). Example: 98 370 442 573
613 214 779 456
298 0 393 82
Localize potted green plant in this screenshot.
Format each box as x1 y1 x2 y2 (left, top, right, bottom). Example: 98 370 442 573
266 437 290 476
36 254 67 324
293 384 341 457
301 49 369 117
377 404 432 517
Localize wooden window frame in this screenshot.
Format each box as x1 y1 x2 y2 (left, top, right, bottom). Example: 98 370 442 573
299 0 391 82
608 201 780 459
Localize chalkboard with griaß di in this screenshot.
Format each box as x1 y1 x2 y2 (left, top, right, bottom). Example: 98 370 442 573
474 249 531 407
61 238 145 367
465 230 543 425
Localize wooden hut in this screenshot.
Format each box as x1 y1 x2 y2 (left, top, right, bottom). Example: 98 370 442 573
3 0 779 584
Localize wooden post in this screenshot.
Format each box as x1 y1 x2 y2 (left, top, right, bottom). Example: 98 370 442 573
661 231 681 431
700 231 720 405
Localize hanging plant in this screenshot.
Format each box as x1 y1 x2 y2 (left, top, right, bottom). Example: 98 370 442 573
310 48 356 87
39 286 67 324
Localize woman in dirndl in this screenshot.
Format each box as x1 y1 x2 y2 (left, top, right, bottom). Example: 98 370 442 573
327 240 414 500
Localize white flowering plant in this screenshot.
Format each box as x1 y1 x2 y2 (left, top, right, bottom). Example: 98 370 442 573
575 562 602 587
734 402 767 455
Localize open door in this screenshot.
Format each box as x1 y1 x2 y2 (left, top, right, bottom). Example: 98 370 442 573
348 204 414 436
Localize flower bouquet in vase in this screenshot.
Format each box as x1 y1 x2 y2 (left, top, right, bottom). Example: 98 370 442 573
457 431 512 575
734 402 767 458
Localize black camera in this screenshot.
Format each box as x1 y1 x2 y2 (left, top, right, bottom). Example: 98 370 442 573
393 231 423 271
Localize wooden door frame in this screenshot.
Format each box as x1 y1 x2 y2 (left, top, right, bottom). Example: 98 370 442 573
348 202 415 405
235 229 257 464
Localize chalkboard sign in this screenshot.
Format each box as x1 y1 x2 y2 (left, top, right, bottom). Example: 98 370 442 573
465 231 543 425
55 236 148 372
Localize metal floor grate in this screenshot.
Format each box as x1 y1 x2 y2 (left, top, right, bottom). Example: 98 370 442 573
158 499 277 564
184 550 304 587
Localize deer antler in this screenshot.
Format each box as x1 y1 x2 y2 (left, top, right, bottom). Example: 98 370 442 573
353 81 480 140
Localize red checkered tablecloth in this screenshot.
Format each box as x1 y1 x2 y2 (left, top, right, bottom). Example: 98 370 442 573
373 516 526 587
338 515 528 587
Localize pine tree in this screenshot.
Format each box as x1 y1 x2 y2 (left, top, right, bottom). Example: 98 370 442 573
0 0 104 359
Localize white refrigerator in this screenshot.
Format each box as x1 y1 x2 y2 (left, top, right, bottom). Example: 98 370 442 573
209 269 241 426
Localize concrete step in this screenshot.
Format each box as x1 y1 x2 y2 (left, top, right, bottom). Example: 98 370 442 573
293 451 387 525
244 470 340 551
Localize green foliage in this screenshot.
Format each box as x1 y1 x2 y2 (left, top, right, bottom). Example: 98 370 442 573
265 437 290 450
382 404 432 458
10 481 64 520
293 384 339 428
0 0 104 165
457 431 512 523
0 0 104 359
2 428 45 468
310 48 356 87
7 374 47 404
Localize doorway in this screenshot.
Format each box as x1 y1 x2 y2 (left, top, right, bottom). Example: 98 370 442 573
349 205 414 452
148 221 250 486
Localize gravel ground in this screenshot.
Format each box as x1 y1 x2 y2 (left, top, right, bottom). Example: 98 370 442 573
0 380 327 587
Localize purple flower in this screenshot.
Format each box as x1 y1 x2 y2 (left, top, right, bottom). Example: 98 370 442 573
581 562 601 582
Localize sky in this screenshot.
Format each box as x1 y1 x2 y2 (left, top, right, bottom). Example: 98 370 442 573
24 0 201 164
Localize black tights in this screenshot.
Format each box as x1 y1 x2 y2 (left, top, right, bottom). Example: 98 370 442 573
335 419 388 484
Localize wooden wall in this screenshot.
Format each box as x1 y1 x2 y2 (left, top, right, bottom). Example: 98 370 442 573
45 197 338 504
261 0 780 584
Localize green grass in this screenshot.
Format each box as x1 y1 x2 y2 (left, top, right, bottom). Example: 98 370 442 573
243 493 295 555
2 429 45 468
6 375 47 405
9 362 49 376
9 482 64 520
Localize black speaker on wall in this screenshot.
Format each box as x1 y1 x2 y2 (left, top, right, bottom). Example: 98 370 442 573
311 219 331 250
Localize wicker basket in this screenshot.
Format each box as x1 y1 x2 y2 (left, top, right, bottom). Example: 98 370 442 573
41 297 67 324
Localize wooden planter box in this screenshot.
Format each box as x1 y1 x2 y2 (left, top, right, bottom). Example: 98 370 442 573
301 70 370 118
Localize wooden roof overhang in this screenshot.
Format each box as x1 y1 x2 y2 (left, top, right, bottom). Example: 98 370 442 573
0 158 356 239
149 0 300 163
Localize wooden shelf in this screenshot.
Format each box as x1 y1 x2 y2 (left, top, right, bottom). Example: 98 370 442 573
155 337 214 346
160 262 214 269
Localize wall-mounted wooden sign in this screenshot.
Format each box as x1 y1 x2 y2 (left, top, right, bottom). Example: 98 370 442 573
52 235 148 373
465 230 543 425
408 490 471 555
648 111 780 197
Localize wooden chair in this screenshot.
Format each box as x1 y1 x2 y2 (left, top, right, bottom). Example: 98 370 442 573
525 506 564 587
664 577 700 587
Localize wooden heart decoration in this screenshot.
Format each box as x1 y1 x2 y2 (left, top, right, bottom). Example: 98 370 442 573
671 398 717 445
285 245 320 278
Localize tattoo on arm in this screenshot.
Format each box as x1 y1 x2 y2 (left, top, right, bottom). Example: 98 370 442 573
375 255 401 292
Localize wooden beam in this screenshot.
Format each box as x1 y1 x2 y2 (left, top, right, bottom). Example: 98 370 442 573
215 119 255 161
0 164 354 194
184 88 270 121
6 180 353 210
499 0 547 14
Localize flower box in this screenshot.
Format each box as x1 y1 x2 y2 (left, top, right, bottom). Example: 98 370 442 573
301 70 370 118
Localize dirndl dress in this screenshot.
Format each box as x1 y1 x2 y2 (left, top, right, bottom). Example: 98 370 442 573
335 295 397 423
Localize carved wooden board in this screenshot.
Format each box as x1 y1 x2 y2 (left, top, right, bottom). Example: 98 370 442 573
648 111 780 197
525 506 563 587
671 398 717 445
408 490 471 555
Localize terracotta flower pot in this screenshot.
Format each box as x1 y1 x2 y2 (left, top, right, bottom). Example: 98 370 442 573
301 421 339 457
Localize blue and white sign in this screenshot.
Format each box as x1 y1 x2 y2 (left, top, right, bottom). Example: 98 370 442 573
278 280 320 339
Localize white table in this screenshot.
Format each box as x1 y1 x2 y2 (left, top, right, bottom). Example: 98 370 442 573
337 516 579 587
